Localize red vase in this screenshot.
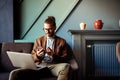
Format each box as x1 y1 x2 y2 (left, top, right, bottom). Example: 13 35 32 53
94 20 103 30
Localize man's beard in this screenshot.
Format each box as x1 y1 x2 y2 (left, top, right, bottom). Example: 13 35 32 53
46 33 54 37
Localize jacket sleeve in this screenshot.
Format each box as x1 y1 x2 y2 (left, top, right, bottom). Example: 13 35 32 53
31 39 42 64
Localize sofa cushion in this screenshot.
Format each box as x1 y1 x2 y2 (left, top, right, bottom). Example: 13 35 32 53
0 42 33 72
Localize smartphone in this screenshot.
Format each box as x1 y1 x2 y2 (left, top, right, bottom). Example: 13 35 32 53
37 46 42 50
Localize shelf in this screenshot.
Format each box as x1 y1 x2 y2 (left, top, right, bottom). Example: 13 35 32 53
69 30 120 35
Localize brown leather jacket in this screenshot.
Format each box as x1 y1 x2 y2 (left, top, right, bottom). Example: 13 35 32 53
32 35 72 64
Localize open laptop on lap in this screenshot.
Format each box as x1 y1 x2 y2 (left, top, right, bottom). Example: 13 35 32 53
7 51 46 70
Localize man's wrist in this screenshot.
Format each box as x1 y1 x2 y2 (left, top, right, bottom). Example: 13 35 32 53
36 53 44 60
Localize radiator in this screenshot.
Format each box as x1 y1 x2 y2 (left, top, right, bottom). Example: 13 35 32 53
93 43 120 76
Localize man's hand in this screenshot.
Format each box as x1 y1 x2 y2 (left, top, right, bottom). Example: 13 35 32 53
46 47 54 56
36 47 45 57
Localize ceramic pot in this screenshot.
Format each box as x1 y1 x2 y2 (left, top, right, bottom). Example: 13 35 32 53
94 20 103 30
80 22 86 30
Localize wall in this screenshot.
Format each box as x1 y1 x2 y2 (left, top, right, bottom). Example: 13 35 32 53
56 0 120 47
14 0 79 42
0 0 13 43
15 0 120 47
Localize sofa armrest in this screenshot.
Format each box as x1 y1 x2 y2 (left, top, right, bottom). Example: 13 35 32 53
0 43 4 72
1 42 34 72
116 42 120 63
69 57 79 71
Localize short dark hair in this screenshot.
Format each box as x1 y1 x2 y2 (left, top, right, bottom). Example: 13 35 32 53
44 16 56 27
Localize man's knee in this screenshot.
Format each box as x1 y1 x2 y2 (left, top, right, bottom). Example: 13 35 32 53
58 63 70 75
56 63 70 80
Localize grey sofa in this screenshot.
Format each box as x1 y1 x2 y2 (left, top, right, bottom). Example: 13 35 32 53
0 42 79 80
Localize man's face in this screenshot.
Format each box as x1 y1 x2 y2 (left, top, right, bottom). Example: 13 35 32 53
43 23 56 37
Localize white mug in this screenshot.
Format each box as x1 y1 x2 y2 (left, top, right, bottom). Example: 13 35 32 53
80 22 86 30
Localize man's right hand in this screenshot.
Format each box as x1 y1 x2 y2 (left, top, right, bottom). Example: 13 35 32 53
36 47 45 57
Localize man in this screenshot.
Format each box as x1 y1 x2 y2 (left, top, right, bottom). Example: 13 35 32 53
9 16 72 80
31 16 71 80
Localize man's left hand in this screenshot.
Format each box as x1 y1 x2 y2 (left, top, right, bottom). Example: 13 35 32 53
46 47 54 56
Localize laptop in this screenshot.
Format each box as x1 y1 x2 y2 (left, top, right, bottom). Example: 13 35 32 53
7 51 46 70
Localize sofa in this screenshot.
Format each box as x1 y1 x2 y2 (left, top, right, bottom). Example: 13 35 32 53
0 42 79 80
116 42 120 63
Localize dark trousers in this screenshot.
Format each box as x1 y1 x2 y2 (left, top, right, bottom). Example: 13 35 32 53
10 67 54 80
